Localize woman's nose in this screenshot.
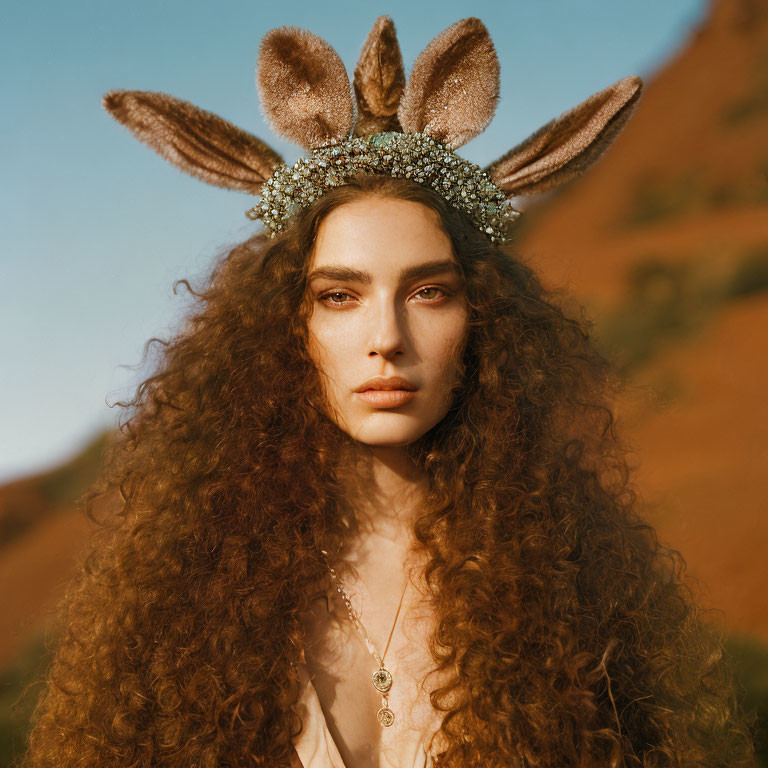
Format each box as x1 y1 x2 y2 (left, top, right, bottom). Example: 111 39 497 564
367 298 407 359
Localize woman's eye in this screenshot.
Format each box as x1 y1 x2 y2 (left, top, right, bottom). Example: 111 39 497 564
319 291 353 306
414 286 447 301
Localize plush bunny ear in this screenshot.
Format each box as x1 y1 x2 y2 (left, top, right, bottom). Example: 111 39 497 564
486 75 643 197
353 15 405 136
398 17 499 150
257 26 354 150
102 90 283 194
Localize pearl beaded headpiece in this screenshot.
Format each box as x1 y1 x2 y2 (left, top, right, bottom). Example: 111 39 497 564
103 16 643 246
248 132 520 243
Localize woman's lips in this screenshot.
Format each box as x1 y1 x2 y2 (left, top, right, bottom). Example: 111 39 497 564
354 389 417 408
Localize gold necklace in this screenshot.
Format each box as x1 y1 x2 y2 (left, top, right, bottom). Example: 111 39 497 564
322 551 410 727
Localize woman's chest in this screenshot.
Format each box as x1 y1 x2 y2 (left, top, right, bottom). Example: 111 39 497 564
299 575 447 768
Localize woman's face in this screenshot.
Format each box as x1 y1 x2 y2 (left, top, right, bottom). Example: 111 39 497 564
305 196 469 447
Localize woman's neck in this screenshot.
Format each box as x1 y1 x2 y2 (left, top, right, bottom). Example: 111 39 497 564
330 443 431 629
336 443 428 545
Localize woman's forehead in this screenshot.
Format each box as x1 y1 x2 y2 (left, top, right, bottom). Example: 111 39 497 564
309 197 455 275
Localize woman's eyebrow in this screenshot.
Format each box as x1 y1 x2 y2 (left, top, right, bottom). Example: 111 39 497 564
307 259 461 284
401 260 462 282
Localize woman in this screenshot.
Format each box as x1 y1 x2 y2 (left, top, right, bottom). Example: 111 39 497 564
22 16 756 768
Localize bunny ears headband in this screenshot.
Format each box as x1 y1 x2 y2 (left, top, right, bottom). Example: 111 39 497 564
103 16 643 244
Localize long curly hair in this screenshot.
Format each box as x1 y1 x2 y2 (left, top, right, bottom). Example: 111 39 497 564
20 174 755 768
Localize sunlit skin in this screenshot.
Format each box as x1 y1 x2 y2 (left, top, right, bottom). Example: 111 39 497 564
301 197 470 767
306 196 469 450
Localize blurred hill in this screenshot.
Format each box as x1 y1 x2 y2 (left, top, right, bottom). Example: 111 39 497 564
0 431 109 668
0 431 112 762
519 0 768 643
519 0 768 310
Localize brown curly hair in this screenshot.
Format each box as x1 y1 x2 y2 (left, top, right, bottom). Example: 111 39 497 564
19 174 756 768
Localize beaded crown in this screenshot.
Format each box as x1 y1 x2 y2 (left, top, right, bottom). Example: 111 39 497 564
103 17 643 246
249 132 519 243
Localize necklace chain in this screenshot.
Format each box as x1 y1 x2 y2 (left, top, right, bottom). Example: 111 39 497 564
321 550 409 727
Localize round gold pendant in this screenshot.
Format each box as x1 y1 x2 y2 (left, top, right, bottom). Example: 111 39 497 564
377 706 395 727
372 668 392 693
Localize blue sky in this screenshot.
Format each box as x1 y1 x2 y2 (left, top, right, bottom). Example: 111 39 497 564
0 0 708 483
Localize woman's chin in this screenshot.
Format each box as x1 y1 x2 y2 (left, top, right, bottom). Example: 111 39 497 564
348 422 432 448
331 406 449 448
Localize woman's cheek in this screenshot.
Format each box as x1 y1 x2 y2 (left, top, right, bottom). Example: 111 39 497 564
307 335 355 401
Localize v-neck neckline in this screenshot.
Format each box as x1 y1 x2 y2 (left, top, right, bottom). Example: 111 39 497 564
292 663 434 768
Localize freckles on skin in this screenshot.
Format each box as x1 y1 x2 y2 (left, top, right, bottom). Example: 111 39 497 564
304 197 469 446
